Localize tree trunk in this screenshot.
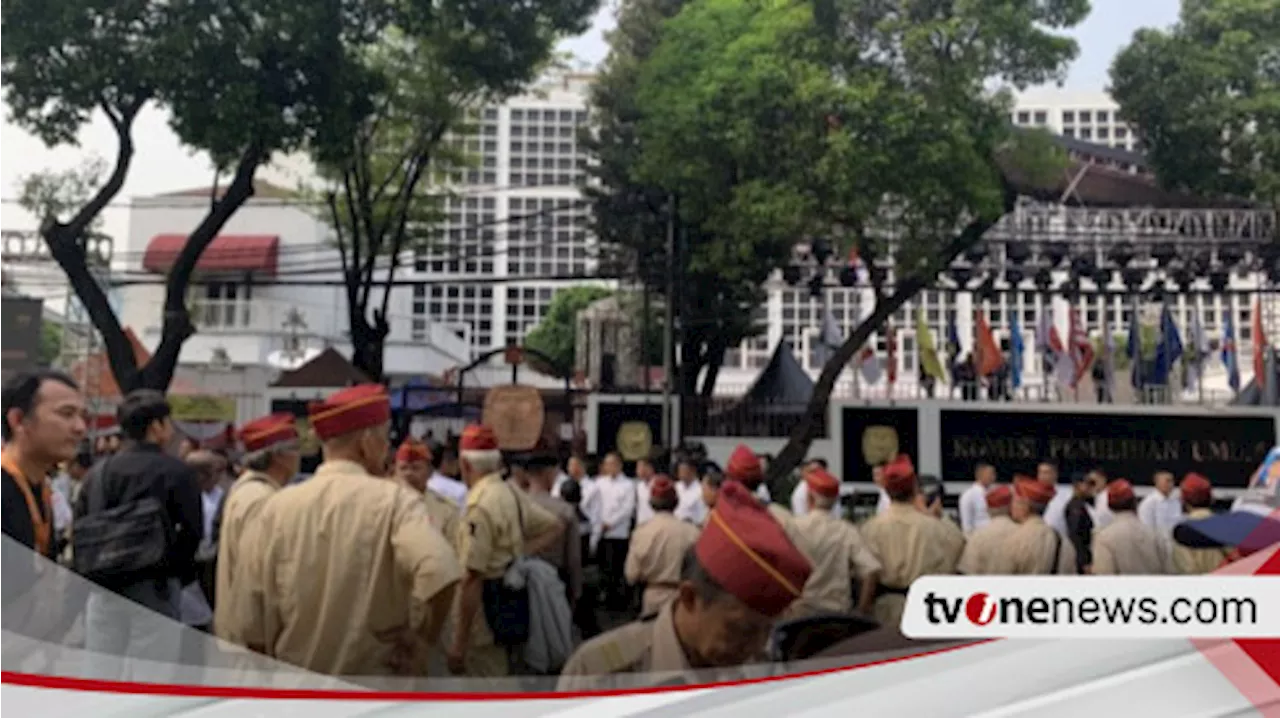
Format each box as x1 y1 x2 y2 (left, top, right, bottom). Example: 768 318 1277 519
765 202 1013 484
699 341 725 397
349 312 391 382
135 144 264 391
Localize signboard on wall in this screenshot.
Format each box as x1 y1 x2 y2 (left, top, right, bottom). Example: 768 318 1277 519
1 297 43 382
840 406 920 483
595 401 663 465
939 409 1276 488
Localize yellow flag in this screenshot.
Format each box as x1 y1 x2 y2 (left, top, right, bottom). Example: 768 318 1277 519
916 309 947 381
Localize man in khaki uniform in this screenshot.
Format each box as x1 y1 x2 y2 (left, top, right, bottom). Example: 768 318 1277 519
558 481 812 690
236 384 462 676
723 444 811 556
991 478 1076 575
1094 479 1173 575
1172 474 1230 574
625 476 700 617
513 443 583 608
958 485 1018 575
213 413 300 644
860 455 964 628
792 467 880 616
394 438 460 540
447 424 564 678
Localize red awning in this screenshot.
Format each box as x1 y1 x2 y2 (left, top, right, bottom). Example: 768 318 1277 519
142 234 280 276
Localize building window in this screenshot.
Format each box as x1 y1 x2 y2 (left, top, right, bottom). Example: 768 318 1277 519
1062 110 1075 123
192 282 252 328
1033 111 1047 125
1096 110 1109 123
1016 111 1031 124
1079 110 1092 123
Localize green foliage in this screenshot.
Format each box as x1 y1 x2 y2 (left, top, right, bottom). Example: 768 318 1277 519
524 285 615 373
17 159 107 231
1110 0 1280 204
39 321 62 367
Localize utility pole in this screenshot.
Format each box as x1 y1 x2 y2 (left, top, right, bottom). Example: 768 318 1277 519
661 194 676 447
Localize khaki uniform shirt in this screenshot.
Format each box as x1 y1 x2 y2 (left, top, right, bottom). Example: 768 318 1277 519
1172 508 1230 575
990 515 1077 575
1093 511 1173 575
556 601 745 690
860 503 965 627
624 512 701 616
957 514 1019 575
238 459 462 676
213 470 283 643
453 473 560 677
526 490 584 603
792 510 881 615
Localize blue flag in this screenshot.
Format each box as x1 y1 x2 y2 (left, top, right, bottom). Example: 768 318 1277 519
946 313 961 372
1152 303 1184 386
1010 315 1024 390
1222 310 1241 392
1127 300 1143 388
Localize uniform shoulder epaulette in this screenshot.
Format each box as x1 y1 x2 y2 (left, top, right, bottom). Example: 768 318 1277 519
589 620 651 674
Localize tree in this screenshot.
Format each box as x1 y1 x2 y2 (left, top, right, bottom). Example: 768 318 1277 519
317 2 597 381
1110 0 1280 205
524 285 614 373
5 0 404 391
630 0 1081 479
39 321 63 368
587 0 758 399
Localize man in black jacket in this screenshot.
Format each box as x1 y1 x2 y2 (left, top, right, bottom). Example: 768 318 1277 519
1064 470 1104 575
77 389 203 679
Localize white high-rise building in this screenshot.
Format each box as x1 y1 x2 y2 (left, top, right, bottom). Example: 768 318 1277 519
1010 89 1140 153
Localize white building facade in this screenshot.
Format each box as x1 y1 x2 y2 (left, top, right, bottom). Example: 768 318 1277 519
118 184 469 423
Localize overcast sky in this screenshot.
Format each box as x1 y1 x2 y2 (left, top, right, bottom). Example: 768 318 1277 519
0 1 1180 241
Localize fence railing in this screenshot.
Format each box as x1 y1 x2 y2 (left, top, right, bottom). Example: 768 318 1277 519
680 396 828 438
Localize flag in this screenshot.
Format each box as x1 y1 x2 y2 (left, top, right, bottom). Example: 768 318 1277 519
1067 306 1095 388
1252 298 1268 390
946 313 962 377
847 246 869 286
1009 315 1025 390
1185 314 1210 392
916 309 946 381
1127 299 1144 388
1101 310 1115 398
1152 303 1184 386
973 309 1004 377
856 344 882 385
816 307 843 367
886 324 898 386
1223 310 1241 392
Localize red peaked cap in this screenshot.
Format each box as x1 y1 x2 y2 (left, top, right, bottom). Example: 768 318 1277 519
308 384 390 441
238 413 298 452
1107 479 1136 509
1014 477 1056 505
985 484 1013 509
396 438 431 464
649 475 677 503
724 444 764 487
805 468 840 498
1180 473 1212 505
460 423 498 451
696 481 812 618
882 454 917 494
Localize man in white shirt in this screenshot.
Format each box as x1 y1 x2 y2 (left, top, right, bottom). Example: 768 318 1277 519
673 458 707 525
873 463 891 515
426 443 468 508
633 457 658 527
791 458 841 517
1138 470 1184 536
959 462 996 535
594 452 636 610
1038 461 1074 536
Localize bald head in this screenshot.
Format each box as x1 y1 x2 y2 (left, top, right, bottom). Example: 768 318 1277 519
185 449 225 492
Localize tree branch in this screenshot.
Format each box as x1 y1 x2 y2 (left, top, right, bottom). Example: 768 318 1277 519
327 191 359 311
141 140 264 390
765 177 1017 482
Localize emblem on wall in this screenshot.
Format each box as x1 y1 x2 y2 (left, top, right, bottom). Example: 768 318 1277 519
616 421 654 462
482 385 545 450
862 425 899 466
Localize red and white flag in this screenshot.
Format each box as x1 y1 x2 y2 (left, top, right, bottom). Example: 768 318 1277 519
886 324 898 386
1068 306 1095 388
857 343 882 385
1253 298 1268 389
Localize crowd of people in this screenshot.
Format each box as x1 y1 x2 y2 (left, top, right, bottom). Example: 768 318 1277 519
0 367 1270 691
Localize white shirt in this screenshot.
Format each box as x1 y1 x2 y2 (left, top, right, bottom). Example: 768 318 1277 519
595 473 637 540
1092 492 1114 530
551 471 569 498
876 488 891 515
1138 489 1184 536
428 472 468 509
635 479 655 527
1044 485 1073 536
50 488 73 533
790 481 840 518
675 479 707 525
201 485 225 544
958 483 991 535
